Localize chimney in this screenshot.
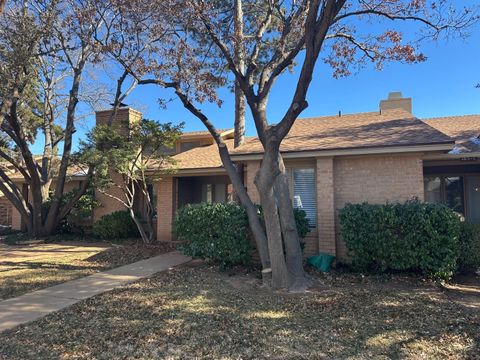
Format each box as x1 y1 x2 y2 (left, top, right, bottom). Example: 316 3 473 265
95 107 142 135
379 92 412 114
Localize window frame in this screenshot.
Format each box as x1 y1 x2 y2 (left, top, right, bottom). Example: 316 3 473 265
286 165 317 230
424 173 468 216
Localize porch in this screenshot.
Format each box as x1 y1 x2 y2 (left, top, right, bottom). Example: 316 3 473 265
424 160 480 223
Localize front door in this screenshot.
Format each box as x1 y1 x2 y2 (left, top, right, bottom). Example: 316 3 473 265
466 176 480 223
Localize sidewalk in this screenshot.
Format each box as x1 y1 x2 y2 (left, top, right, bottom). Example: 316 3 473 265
0 251 190 333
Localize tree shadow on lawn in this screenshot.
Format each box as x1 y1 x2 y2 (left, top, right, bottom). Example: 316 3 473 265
0 261 103 272
0 266 478 360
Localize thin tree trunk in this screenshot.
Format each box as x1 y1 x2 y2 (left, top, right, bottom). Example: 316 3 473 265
43 66 85 234
232 0 246 204
233 0 245 148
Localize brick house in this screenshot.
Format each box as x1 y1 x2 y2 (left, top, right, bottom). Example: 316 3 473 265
6 92 480 260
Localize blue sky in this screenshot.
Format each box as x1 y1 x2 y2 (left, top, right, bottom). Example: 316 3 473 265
31 18 480 154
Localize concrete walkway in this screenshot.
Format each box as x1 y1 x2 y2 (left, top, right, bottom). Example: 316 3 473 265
0 251 190 333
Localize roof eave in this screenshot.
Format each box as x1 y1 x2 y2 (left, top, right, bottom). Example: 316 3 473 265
231 142 455 161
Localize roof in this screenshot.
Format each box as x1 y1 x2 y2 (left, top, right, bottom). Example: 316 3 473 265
180 129 234 140
423 115 480 154
171 139 235 170
231 109 453 156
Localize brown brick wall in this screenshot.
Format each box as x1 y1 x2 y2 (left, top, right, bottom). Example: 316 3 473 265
316 157 336 256
95 108 142 135
245 160 260 204
333 154 425 260
93 172 129 221
156 177 175 241
0 197 12 226
93 107 142 222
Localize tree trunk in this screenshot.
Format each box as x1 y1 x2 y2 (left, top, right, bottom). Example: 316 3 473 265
274 155 311 292
43 66 85 234
233 0 245 148
216 144 270 269
129 207 149 244
256 168 288 289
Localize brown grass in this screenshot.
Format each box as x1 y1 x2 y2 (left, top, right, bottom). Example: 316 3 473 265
0 263 478 359
0 241 175 300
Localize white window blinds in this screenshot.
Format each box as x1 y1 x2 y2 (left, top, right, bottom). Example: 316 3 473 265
292 168 316 228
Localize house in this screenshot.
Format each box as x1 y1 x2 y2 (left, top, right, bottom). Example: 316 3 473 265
6 92 480 260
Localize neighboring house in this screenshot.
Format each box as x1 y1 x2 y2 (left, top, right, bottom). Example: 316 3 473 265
5 92 480 261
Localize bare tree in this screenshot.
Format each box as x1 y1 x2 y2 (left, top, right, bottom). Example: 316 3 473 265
0 0 115 236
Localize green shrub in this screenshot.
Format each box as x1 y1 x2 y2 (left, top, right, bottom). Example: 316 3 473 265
339 200 461 280
293 208 310 240
174 202 252 267
256 206 310 250
458 222 480 273
93 211 140 240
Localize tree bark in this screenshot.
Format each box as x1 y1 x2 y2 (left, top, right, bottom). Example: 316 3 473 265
233 0 245 148
255 152 288 289
274 154 311 291
43 65 85 234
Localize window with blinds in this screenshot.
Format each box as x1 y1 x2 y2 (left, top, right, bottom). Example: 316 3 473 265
292 168 316 228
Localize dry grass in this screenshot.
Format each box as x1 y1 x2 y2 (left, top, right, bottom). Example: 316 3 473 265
0 241 175 301
0 263 478 359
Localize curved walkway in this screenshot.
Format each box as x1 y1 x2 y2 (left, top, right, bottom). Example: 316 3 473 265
0 251 190 332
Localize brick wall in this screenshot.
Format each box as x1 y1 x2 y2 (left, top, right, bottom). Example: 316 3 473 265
95 108 142 135
316 157 336 256
245 160 260 204
156 177 175 241
333 154 425 260
93 172 129 221
93 108 142 222
0 196 12 226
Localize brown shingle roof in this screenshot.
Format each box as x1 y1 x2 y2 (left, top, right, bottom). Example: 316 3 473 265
231 109 453 156
423 115 480 154
181 129 232 137
171 139 235 170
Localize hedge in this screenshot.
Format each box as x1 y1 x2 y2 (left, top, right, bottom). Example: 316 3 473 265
174 202 252 267
93 211 140 240
339 200 461 280
458 222 480 273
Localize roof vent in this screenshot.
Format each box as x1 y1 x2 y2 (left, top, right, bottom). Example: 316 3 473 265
379 91 412 114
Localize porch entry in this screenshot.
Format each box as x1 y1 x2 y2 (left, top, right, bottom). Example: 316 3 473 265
177 175 231 209
424 164 480 223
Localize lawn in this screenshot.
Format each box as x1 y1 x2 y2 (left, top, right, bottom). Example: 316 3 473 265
0 240 175 301
0 263 478 359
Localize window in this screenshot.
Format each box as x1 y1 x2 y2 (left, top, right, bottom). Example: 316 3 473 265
290 168 316 228
445 177 464 214
424 176 441 203
201 183 227 203
424 175 465 216
180 141 202 152
147 183 157 217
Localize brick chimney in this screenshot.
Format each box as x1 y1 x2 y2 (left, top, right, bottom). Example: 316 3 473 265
379 92 412 114
95 107 142 135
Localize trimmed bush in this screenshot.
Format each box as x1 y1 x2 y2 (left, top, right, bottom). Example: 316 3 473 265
93 211 140 240
339 200 461 280
458 222 480 273
174 202 252 267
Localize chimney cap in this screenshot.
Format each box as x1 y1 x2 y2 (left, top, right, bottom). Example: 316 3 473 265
387 92 404 100
109 102 129 107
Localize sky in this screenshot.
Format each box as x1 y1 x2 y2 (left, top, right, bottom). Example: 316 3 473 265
31 15 480 154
